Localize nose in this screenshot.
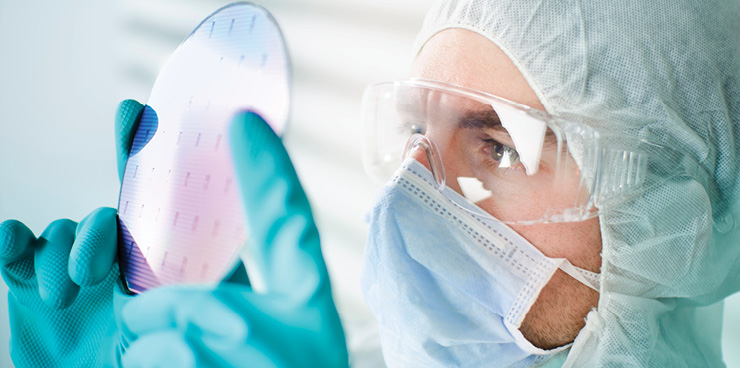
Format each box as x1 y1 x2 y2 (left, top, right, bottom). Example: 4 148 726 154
403 134 446 190
407 144 432 170
403 133 435 171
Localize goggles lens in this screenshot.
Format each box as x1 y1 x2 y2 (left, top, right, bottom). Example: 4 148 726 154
361 80 655 224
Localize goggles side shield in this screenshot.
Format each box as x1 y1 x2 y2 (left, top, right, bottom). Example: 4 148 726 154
361 79 699 224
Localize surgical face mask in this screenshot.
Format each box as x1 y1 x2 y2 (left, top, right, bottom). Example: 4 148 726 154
360 158 600 367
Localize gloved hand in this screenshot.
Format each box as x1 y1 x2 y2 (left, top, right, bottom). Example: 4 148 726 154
118 111 349 367
0 99 146 367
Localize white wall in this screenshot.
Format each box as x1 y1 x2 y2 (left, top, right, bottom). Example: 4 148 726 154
1 1 739 367
0 0 121 365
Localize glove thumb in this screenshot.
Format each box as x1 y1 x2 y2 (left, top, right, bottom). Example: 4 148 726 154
115 99 146 183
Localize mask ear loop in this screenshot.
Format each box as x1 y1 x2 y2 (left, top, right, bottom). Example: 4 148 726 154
558 260 601 292
403 134 446 191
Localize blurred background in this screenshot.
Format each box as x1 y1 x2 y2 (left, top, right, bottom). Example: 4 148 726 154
0 0 738 367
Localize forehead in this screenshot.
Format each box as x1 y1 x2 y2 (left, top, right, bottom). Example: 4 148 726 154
410 28 545 111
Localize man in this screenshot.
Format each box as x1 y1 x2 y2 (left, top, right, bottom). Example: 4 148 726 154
2 0 739 366
361 1 740 365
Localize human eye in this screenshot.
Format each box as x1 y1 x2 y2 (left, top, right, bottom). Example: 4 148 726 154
479 137 520 169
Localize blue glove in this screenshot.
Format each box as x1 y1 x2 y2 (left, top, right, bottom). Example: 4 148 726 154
0 99 145 367
118 112 349 367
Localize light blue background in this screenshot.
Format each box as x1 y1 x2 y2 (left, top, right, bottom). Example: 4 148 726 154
0 1 738 367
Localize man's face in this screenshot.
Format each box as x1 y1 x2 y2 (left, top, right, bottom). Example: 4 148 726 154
409 28 602 349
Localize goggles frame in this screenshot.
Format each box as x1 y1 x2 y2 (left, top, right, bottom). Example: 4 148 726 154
361 79 712 224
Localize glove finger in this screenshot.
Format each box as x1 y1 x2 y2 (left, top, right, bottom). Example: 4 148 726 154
0 220 37 285
69 207 118 286
115 99 145 182
35 219 81 309
122 286 248 343
228 111 330 302
122 331 196 368
123 285 289 367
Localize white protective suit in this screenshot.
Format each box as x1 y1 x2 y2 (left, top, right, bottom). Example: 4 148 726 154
412 0 740 366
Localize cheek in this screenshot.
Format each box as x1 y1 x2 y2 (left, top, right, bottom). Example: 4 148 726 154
511 218 603 273
474 177 564 221
476 161 580 222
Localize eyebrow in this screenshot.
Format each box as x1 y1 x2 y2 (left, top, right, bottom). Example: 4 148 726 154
457 108 558 143
457 108 504 130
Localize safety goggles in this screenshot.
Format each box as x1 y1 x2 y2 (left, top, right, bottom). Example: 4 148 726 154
361 79 704 224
